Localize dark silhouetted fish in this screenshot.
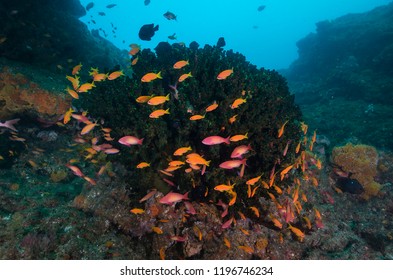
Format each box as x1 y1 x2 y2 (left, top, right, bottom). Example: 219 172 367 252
144 0 151 6
86 2 94 11
163 11 177 20
257 5 266 12
98 12 106 16
138 24 159 41
106 4 117 9
216 37 226 48
336 177 364 194
168 33 177 40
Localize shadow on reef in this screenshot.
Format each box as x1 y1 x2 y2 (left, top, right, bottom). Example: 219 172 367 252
283 2 393 150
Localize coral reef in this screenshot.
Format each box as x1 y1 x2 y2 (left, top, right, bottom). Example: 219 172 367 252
0 67 70 121
332 143 381 199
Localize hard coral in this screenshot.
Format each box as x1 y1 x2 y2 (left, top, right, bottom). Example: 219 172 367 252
0 67 70 121
332 143 381 198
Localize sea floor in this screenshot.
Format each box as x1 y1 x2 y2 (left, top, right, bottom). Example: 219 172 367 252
1 121 393 259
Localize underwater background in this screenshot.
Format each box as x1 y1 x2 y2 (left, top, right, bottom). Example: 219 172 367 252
0 0 393 259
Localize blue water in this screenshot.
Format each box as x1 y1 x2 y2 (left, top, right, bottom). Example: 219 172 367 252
79 0 392 69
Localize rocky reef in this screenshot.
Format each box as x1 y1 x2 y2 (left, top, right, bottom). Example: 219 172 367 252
284 2 393 150
0 0 128 72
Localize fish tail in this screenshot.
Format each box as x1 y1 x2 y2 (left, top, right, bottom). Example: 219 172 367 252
157 71 162 79
138 138 144 145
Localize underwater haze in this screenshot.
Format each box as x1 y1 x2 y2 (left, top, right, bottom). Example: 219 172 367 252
79 0 392 69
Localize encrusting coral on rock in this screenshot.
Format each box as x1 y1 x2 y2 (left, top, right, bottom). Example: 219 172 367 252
332 143 381 199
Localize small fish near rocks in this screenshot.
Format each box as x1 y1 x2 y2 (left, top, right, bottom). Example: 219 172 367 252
336 177 365 194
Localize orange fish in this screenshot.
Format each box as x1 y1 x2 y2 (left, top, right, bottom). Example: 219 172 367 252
217 68 233 80
189 114 205 121
300 122 308 135
66 87 79 99
130 208 145 214
173 60 189 69
89 67 99 76
295 141 301 154
186 154 210 166
66 75 80 90
193 225 203 241
205 101 218 112
152 226 163 234
303 216 312 229
230 97 246 109
316 159 322 170
81 122 97 135
229 114 238 124
147 94 170 105
251 186 259 197
238 245 254 254
173 146 192 156
83 176 96 185
312 130 317 143
178 72 192 82
108 70 124 80
280 164 294 180
149 108 170 118
72 63 82 75
168 160 185 167
131 57 139 66
223 237 231 248
165 166 182 172
246 174 261 186
271 217 283 229
214 183 235 192
277 120 289 138
93 73 107 82
63 108 75 124
136 95 152 103
249 206 260 218
136 162 150 169
141 71 162 82
230 132 248 142
77 82 95 93
159 247 165 260
228 191 237 206
288 224 305 242
129 44 140 56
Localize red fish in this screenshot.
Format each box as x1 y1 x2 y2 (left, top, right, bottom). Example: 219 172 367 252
159 192 189 205
0 118 19 132
65 164 84 177
230 144 252 158
222 217 234 229
219 159 246 169
202 135 230 145
118 136 144 146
